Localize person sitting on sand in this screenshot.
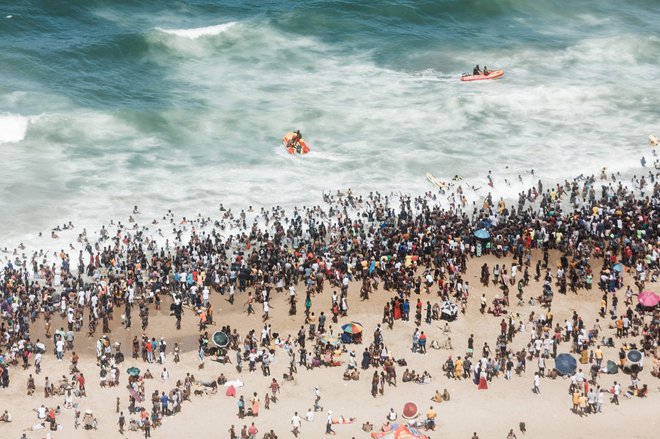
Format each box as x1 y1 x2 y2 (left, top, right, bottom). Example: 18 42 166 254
402 369 413 383
417 371 432 384
431 390 443 403
0 410 12 422
343 369 360 381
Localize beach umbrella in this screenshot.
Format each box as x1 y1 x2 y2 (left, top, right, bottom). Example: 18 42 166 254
626 350 642 363
554 353 577 375
606 360 618 374
370 423 430 439
212 331 229 348
126 367 140 377
638 291 660 307
474 229 490 240
320 334 341 346
341 322 364 334
440 301 458 319
612 263 624 273
402 402 419 419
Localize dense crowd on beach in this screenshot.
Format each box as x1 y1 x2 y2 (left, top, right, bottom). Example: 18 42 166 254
1 168 659 438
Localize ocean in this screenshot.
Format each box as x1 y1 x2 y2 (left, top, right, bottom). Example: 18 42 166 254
1 0 659 245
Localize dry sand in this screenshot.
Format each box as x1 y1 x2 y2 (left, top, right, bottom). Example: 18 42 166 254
1 251 659 439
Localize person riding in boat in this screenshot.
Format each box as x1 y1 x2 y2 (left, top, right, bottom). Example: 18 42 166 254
293 130 303 153
287 130 303 151
472 65 481 75
483 66 490 75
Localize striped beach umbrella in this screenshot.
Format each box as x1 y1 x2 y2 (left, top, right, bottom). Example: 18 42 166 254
341 321 364 334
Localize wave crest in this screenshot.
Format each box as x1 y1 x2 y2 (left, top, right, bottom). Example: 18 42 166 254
0 113 29 143
156 22 237 40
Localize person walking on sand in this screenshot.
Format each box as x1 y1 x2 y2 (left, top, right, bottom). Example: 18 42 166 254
533 372 540 394
143 417 151 438
291 411 302 437
118 411 125 434
326 410 336 435
611 381 620 405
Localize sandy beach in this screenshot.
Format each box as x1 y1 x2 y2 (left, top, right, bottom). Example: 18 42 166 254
3 3 660 439
1 243 658 439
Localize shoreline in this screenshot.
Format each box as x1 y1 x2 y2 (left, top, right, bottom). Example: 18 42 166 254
0 171 659 439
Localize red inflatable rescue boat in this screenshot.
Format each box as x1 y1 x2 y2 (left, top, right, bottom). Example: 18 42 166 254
460 70 504 82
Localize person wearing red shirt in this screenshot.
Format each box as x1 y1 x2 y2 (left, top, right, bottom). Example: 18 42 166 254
77 373 86 396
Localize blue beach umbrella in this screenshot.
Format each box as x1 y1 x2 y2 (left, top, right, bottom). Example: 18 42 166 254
474 229 490 240
212 331 229 348
554 353 577 375
479 219 493 228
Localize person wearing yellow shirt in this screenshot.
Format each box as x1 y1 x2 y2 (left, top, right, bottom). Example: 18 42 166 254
572 391 580 413
594 346 603 368
425 406 437 431
454 357 464 380
578 393 588 415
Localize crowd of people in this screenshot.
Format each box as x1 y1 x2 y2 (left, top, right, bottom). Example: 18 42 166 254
0 168 659 437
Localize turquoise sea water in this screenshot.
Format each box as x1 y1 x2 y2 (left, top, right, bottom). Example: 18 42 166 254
1 0 659 242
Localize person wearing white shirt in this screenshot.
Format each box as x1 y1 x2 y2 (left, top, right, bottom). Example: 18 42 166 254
597 387 605 412
612 381 620 405
291 412 302 437
533 372 540 394
55 339 64 361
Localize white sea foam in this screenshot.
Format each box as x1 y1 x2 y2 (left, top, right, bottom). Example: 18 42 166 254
0 113 29 143
2 17 658 250
156 22 237 39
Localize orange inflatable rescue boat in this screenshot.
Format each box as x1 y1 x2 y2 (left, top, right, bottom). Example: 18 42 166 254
282 131 310 154
460 70 504 82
